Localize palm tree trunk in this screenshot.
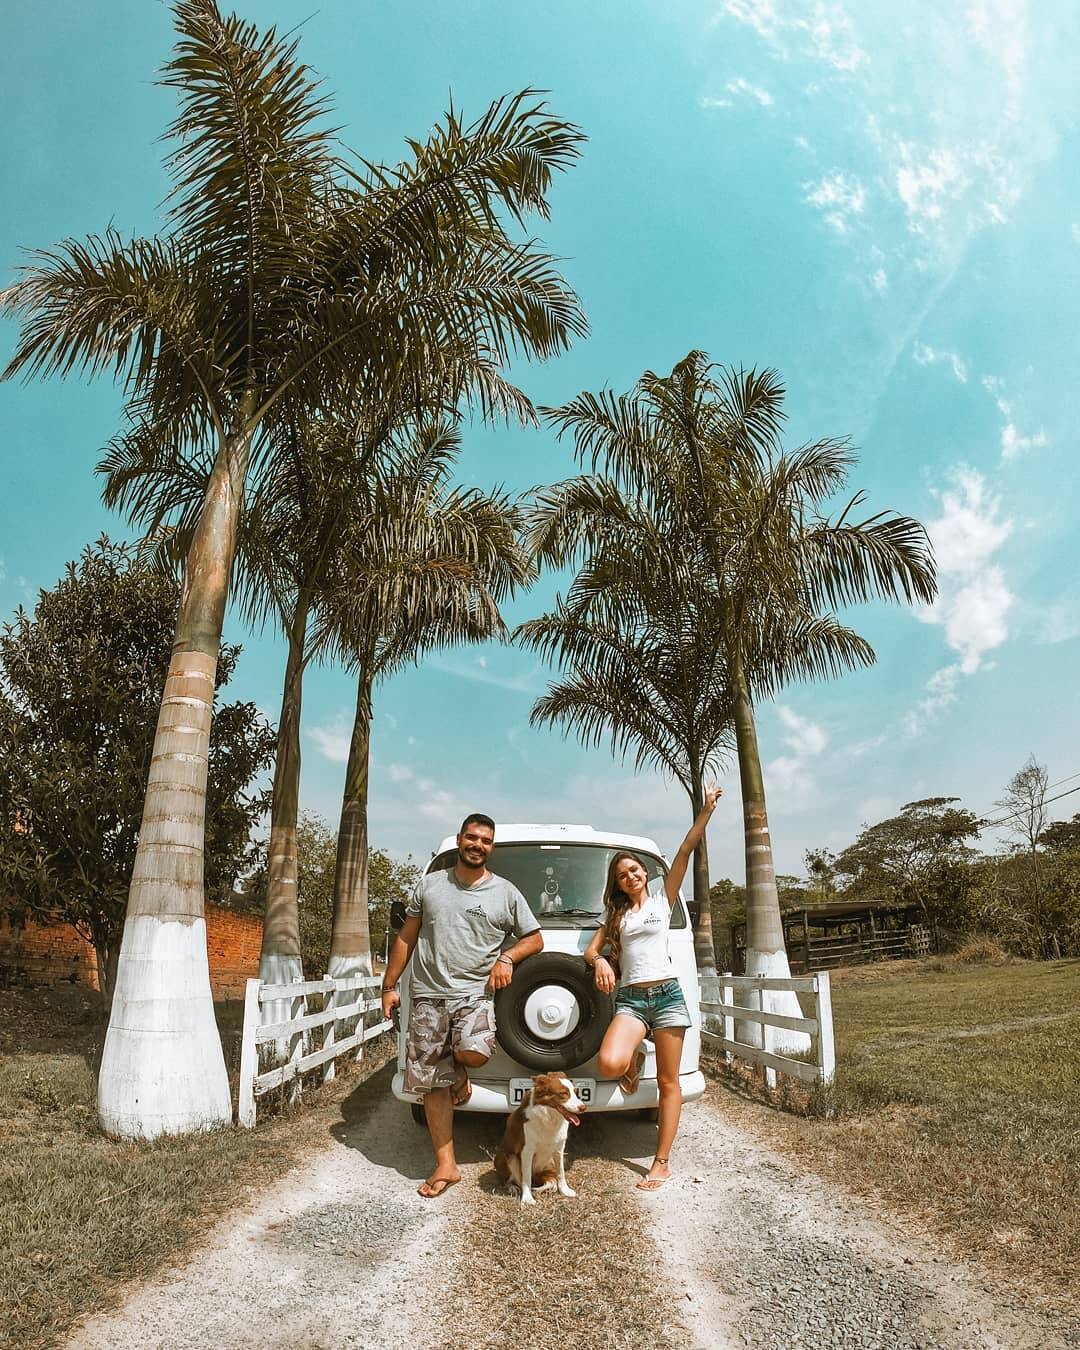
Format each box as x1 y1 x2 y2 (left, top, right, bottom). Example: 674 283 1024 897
731 656 810 1053
97 411 253 1138
327 669 374 981
258 589 311 1047
688 773 717 974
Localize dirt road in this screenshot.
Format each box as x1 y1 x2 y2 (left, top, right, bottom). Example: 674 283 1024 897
67 1069 1077 1350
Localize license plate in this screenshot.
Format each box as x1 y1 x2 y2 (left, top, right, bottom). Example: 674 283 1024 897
509 1077 595 1106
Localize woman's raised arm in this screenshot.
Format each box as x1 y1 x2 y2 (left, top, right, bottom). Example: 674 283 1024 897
664 785 723 904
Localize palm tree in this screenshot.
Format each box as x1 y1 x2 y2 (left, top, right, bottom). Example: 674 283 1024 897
2 0 585 1136
534 353 936 1045
516 520 732 970
321 425 533 982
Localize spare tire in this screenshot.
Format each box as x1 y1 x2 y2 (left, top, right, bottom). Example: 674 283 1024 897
494 951 613 1071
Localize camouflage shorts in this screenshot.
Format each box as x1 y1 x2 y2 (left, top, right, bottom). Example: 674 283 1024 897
403 996 497 1097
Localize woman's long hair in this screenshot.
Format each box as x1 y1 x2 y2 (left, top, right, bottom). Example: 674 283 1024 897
601 851 645 973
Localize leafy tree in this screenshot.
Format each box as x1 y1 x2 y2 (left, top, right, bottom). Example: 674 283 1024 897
245 812 419 978
3 0 585 1136
1038 813 1080 855
804 848 838 904
516 524 733 968
321 425 532 981
995 757 1054 955
529 352 935 1041
833 796 981 920
0 539 273 1003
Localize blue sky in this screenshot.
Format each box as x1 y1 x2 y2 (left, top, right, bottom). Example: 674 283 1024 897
3 1 1079 879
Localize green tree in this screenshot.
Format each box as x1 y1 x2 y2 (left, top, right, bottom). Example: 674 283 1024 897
530 352 935 1043
2 1 585 1136
0 539 273 1004
516 529 732 966
833 797 981 919
321 425 532 982
1038 813 1080 854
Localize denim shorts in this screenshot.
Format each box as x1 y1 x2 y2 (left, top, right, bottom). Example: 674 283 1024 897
614 978 692 1032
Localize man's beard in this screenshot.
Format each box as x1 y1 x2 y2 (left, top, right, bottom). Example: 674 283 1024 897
460 848 487 865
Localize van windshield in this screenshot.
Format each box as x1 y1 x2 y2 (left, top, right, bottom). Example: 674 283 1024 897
430 842 685 928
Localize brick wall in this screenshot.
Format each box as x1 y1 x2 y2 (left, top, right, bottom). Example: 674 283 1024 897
0 903 264 999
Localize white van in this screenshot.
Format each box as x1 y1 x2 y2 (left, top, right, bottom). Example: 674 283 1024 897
390 823 706 1117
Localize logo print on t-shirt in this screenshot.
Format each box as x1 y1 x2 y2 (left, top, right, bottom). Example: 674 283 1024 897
465 905 488 918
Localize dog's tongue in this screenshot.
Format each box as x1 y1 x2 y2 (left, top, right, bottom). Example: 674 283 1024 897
560 1107 581 1127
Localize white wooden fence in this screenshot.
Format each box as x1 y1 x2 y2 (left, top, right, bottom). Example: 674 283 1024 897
700 972 835 1089
237 973 393 1127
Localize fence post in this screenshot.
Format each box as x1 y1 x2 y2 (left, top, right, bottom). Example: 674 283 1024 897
816 970 835 1085
322 976 337 1085
721 972 734 1066
758 980 776 1090
286 975 305 1106
237 977 261 1128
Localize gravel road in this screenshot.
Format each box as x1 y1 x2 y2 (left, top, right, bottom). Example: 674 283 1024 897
66 1069 1078 1350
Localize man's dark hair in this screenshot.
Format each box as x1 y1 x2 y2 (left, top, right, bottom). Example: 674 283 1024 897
459 812 495 836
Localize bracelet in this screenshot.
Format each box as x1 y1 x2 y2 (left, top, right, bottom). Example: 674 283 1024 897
382 984 396 995
497 954 514 966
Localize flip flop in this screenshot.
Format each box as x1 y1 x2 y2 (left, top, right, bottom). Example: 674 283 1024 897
636 1174 670 1191
620 1050 645 1095
418 1175 460 1199
450 1072 472 1107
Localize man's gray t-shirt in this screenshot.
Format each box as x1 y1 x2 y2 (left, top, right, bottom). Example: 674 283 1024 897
406 867 540 999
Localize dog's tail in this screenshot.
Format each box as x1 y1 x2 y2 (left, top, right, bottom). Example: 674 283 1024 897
494 1148 511 1183
532 1165 558 1187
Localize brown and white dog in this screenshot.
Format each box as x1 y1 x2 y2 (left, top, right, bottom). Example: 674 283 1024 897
494 1073 585 1207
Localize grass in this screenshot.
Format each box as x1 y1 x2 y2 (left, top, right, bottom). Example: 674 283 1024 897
0 984 393 1350
708 958 1080 1312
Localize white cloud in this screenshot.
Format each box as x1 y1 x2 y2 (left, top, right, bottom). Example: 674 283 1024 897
903 662 962 738
870 267 888 294
1037 603 1080 646
804 170 867 234
911 341 969 383
777 705 828 756
1071 222 1080 245
388 763 413 784
1000 422 1047 461
717 0 781 41
700 77 773 111
718 0 865 72
981 374 1012 417
763 754 816 811
308 718 352 764
919 468 1015 679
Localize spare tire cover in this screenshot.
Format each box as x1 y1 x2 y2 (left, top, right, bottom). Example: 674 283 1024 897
494 951 613 1071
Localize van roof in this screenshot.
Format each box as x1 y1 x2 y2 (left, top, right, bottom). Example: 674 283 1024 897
435 822 666 857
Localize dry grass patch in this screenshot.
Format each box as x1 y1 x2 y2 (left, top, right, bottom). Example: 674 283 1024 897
0 985 393 1350
707 959 1080 1313
439 1147 690 1350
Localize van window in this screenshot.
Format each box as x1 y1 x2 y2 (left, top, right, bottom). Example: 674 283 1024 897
429 843 687 928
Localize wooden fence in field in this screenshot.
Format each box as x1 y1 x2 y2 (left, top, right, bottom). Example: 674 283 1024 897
237 973 393 1127
700 972 835 1089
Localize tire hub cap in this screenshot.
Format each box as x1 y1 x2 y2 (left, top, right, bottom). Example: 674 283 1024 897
523 984 581 1041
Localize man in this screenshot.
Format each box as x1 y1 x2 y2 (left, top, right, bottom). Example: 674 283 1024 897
381 812 543 1198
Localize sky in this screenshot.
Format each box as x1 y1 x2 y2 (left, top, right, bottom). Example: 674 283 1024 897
2 1 1079 881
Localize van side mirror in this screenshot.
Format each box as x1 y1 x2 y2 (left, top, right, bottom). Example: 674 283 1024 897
687 901 700 926
389 900 408 931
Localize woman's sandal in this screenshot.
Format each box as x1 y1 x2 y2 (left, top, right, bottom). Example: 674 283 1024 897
619 1050 646 1095
636 1157 670 1191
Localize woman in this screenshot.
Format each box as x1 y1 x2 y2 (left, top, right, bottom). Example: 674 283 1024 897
584 785 722 1190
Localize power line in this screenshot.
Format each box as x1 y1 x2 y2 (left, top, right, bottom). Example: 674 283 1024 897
979 780 1080 831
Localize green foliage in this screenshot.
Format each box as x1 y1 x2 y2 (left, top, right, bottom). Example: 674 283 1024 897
1038 813 1080 854
832 796 981 919
244 812 419 975
0 539 274 989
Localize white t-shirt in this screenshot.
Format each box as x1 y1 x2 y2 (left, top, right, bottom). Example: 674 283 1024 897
618 891 674 986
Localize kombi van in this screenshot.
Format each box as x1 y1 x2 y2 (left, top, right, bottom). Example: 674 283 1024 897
390 823 706 1116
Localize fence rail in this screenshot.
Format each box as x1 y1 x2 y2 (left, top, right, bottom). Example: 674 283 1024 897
237 973 393 1128
700 971 835 1089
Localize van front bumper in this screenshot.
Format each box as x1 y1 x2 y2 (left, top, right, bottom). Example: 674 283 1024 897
391 1070 706 1113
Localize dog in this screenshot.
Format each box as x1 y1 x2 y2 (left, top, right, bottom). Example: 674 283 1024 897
494 1072 585 1207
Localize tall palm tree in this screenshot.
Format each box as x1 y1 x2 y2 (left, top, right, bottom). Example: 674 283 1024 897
2 0 585 1136
535 353 935 1044
321 427 533 982
516 524 733 969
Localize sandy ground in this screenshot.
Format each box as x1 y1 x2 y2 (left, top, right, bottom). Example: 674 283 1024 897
67 1071 1078 1350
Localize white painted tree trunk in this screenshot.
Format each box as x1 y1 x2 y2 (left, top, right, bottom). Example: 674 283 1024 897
740 946 812 1055
96 425 250 1138
258 950 306 1062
